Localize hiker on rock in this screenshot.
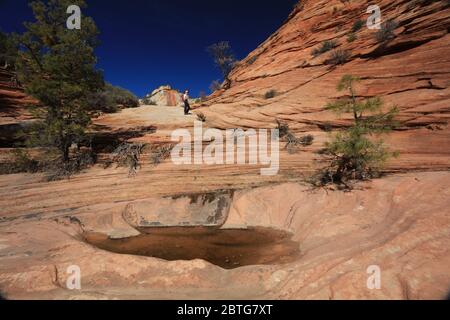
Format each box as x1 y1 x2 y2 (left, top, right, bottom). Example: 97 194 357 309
183 90 190 115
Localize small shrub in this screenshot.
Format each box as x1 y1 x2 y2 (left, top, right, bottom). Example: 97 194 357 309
108 84 139 109
0 149 39 174
314 128 395 187
264 89 277 99
375 20 398 43
312 40 339 57
45 147 96 181
13 149 39 173
0 130 98 178
276 119 290 138
285 133 314 154
87 91 117 113
0 148 95 180
318 123 333 132
352 19 364 32
150 144 174 165
196 112 207 122
300 135 315 146
141 97 157 105
327 49 351 66
276 120 314 154
88 83 139 113
108 143 146 176
347 32 357 43
45 161 77 181
247 55 258 65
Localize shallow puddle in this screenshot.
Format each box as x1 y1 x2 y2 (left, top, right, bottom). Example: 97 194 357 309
84 226 300 269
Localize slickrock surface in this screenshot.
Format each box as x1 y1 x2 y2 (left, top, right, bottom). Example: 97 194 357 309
198 0 450 171
0 0 449 300
0 171 449 299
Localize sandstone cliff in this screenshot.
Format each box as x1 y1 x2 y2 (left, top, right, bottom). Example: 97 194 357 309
203 0 450 129
198 0 450 171
0 68 37 150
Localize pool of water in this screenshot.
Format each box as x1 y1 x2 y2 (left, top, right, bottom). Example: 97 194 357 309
84 226 300 269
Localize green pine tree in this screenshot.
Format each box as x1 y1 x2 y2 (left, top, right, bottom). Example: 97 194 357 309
318 75 399 186
15 0 103 165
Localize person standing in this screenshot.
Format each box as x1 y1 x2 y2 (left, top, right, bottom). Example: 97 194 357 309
183 90 191 115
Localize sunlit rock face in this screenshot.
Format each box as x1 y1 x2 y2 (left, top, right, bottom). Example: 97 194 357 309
143 85 183 106
200 0 450 172
122 191 233 228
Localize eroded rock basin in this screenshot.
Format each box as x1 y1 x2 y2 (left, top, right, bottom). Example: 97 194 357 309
84 226 300 269
0 172 449 299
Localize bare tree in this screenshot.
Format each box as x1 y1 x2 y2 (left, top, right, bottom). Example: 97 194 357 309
209 79 222 93
207 41 236 79
199 91 207 102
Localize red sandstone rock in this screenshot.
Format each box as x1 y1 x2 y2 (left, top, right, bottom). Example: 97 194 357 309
199 0 450 173
0 68 37 126
0 0 449 300
0 172 448 299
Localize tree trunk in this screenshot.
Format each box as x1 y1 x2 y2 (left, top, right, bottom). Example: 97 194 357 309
62 142 70 163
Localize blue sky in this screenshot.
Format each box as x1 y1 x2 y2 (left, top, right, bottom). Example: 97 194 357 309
0 0 298 98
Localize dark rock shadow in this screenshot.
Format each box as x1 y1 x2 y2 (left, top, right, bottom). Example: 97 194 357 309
88 124 157 153
0 96 25 118
0 122 34 148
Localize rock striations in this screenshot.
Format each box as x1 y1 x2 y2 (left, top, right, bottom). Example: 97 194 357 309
0 0 449 300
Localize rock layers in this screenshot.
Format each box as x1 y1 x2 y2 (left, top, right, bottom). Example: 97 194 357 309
201 0 450 130
198 0 450 172
0 68 36 148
